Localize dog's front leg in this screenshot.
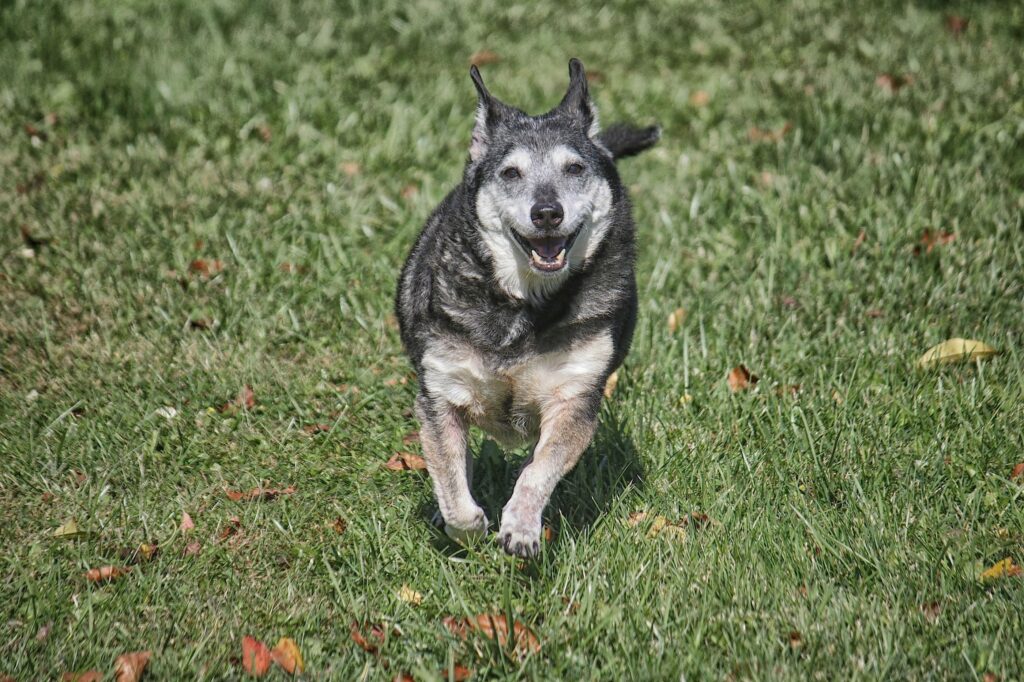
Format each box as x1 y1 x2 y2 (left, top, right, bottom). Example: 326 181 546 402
416 393 489 543
498 395 599 557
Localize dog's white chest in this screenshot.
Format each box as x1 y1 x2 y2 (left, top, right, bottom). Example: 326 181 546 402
421 333 612 443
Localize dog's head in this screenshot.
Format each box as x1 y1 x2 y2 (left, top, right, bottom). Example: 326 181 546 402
466 59 619 301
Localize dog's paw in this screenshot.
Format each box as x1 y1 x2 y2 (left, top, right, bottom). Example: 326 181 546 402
497 514 542 558
443 506 489 544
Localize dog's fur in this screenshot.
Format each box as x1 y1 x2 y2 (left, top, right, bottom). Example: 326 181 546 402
396 59 658 557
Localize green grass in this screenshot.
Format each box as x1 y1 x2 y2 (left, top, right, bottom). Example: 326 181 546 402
2 0 1024 679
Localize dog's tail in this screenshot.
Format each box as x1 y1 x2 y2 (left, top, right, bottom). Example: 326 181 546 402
598 124 661 160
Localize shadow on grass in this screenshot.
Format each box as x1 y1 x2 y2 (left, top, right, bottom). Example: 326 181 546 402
421 406 644 558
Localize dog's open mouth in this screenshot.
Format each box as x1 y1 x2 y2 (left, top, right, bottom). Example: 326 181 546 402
511 226 582 273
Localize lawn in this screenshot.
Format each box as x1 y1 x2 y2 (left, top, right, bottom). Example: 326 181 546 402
2 0 1023 679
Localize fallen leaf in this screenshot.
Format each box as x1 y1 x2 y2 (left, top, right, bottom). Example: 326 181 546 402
603 371 619 398
917 338 997 368
303 423 331 434
398 584 423 606
218 516 242 541
727 365 758 392
241 636 271 677
774 384 801 398
402 430 420 445
915 228 955 255
340 161 361 177
983 673 999 682
689 90 710 107
113 650 151 682
920 601 942 623
443 614 540 659
180 512 195 533
944 15 969 37
392 675 414 682
626 511 649 527
36 621 53 641
62 672 101 682
865 309 884 319
257 124 272 143
331 517 348 534
1011 463 1024 480
469 50 500 67
84 566 130 583
748 123 792 143
219 385 256 413
188 316 214 330
876 73 913 93
225 485 297 502
270 637 304 675
585 69 606 84
384 452 427 471
350 621 387 653
184 541 202 556
53 519 85 539
137 542 159 562
188 258 225 277
543 526 555 543
154 406 177 420
400 184 418 200
667 307 686 333
852 229 867 253
788 630 802 650
979 557 1022 581
441 665 473 681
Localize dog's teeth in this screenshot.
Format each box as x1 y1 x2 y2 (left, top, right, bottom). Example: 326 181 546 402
555 249 565 264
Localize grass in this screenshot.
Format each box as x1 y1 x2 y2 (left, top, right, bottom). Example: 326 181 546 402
2 0 1023 678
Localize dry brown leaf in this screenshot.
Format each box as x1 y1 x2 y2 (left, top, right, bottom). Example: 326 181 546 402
384 452 427 471
184 541 202 556
667 307 686 333
944 15 969 37
84 566 130 583
225 485 297 502
915 228 956 255
350 621 387 654
219 384 256 413
241 636 271 677
603 371 619 398
920 601 942 623
1011 463 1024 480
189 258 225 277
443 613 540 659
748 123 792 143
788 630 802 650
341 161 362 177
63 672 102 682
180 512 195 533
727 365 758 392
774 384 801 398
270 637 304 675
979 557 1022 581
402 430 420 445
439 665 474 681
866 309 884 319
114 650 151 682
398 584 423 606
689 90 710 107
876 73 913 93
400 184 418 200
543 525 555 543
469 50 500 67
331 517 348 534
137 542 158 562
218 516 242 541
983 673 999 682
852 229 867 253
302 423 331 434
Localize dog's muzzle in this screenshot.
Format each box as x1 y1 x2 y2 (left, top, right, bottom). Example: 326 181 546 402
510 224 582 273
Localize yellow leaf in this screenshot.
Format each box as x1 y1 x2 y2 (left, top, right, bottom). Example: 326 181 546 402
398 584 423 606
603 371 619 398
53 519 84 539
667 307 686 333
918 338 997 368
979 557 1022 581
270 637 304 675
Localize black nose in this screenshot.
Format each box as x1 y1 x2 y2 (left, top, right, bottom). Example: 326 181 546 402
530 202 563 229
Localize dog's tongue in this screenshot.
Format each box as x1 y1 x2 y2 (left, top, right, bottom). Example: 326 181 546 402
529 236 566 260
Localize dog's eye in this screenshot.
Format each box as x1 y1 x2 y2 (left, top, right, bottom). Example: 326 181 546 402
500 167 522 181
565 162 585 176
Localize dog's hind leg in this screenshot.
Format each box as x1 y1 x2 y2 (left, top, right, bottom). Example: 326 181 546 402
416 393 489 543
498 396 599 558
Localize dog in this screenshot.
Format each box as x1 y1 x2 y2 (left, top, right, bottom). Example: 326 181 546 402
396 58 658 558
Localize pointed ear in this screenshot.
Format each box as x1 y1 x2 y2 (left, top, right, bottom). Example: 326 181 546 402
469 65 504 161
558 58 599 138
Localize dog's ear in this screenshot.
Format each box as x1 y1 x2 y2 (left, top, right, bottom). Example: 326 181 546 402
557 58 599 138
469 65 506 161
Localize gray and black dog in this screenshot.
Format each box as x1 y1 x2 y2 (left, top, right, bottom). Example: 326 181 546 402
396 58 658 558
